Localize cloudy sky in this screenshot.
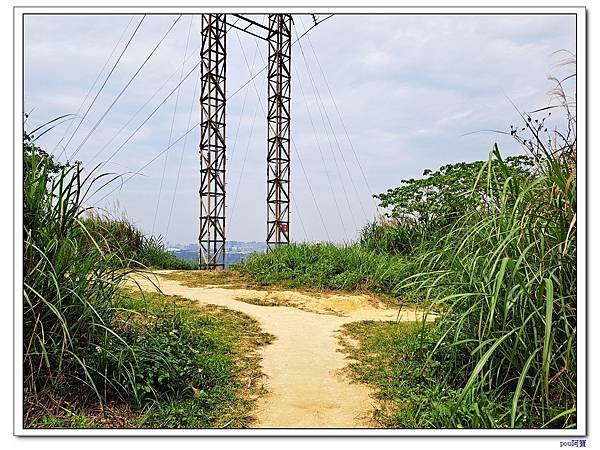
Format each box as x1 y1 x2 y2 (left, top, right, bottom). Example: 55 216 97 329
24 13 576 245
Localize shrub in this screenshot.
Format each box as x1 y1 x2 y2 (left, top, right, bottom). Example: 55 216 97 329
89 309 233 406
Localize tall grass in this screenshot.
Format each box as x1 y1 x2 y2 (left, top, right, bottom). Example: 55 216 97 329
418 144 575 427
359 215 425 255
23 146 128 403
401 71 577 426
236 242 417 299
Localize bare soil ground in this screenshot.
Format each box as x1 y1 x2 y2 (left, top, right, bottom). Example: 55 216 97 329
127 270 434 428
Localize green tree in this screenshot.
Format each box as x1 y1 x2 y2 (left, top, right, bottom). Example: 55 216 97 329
374 148 534 233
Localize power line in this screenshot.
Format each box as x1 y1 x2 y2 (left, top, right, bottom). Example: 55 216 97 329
165 68 199 241
292 59 349 241
92 19 239 172
300 16 378 210
227 72 251 173
153 14 194 236
58 15 146 161
90 18 244 206
52 15 136 157
293 20 370 226
228 26 263 229
86 44 201 167
292 196 309 242
91 122 200 206
292 21 361 233
69 15 183 162
98 60 200 171
164 16 198 240
90 18 240 168
229 94 261 229
290 139 331 242
226 14 333 101
227 24 261 174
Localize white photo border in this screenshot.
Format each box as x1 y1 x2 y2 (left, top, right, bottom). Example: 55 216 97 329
13 4 587 437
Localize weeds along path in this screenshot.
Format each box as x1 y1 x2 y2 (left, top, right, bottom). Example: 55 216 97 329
127 271 432 428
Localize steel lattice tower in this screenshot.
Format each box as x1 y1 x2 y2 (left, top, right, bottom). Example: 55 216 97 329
266 14 292 249
199 14 227 269
199 14 292 269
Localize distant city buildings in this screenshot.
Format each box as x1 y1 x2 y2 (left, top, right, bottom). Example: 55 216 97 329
166 240 268 268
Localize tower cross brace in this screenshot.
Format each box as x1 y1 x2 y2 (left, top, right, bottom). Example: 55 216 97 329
199 14 292 269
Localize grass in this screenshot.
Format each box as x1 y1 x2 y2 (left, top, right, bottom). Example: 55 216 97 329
235 243 423 302
27 289 274 428
160 269 252 289
339 320 522 428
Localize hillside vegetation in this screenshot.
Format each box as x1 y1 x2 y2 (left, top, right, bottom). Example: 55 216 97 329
235 69 577 428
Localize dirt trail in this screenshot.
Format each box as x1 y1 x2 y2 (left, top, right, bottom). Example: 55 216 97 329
127 271 433 428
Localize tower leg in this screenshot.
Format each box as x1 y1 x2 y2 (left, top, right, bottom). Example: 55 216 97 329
199 14 227 269
266 14 292 249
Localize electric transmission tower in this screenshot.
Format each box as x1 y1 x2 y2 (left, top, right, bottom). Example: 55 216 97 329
266 14 292 249
199 14 227 270
199 14 292 269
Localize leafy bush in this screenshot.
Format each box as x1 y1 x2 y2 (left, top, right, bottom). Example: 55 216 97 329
374 155 534 233
89 308 233 406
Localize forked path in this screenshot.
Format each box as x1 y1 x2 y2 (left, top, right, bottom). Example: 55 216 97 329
128 271 433 428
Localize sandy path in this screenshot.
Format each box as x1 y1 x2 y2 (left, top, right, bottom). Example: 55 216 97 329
127 272 432 428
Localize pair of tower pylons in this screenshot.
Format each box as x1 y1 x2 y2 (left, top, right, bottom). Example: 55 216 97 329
199 14 291 269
